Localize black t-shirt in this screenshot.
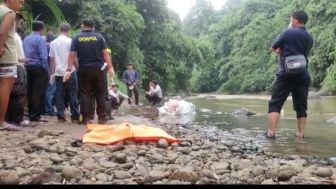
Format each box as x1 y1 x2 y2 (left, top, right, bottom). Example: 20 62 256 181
70 30 107 70
272 26 314 75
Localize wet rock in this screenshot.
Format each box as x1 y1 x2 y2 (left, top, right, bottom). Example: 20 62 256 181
327 157 336 165
114 170 132 179
95 173 108 182
62 167 82 180
169 168 199 183
277 170 297 181
114 153 127 164
1 171 20 185
157 139 169 149
83 158 98 171
231 108 256 117
314 167 333 178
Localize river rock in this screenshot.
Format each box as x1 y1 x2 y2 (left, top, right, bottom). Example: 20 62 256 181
314 167 333 178
157 139 169 149
169 168 199 183
114 170 132 179
15 167 31 177
38 130 53 138
309 90 329 99
137 150 147 156
5 160 17 169
327 157 336 165
251 166 265 177
200 169 219 180
95 173 108 182
50 154 63 163
261 179 276 185
277 170 297 181
144 171 169 183
62 167 82 180
231 146 241 153
29 139 48 151
234 159 252 171
0 171 20 185
115 153 127 164
120 162 134 170
83 158 98 171
178 147 191 155
231 108 256 117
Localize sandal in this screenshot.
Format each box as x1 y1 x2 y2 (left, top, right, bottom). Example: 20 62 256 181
265 131 276 139
0 124 21 131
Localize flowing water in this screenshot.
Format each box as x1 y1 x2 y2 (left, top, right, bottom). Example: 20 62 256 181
181 96 336 158
120 95 336 158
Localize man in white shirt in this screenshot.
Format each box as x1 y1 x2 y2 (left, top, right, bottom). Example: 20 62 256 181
49 23 79 123
106 83 129 119
145 80 163 106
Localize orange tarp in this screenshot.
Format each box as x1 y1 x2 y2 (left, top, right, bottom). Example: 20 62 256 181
83 123 179 145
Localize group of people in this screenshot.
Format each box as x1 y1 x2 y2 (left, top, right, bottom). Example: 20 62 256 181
0 0 315 140
0 0 163 131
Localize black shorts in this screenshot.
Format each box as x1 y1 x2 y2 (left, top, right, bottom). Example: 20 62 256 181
268 72 311 118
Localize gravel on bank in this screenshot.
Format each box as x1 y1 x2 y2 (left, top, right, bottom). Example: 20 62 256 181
0 116 335 185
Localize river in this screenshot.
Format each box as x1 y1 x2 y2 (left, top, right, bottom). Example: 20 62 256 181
176 95 336 158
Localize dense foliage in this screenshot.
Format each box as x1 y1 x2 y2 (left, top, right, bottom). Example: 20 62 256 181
186 0 336 94
25 0 211 93
25 0 336 94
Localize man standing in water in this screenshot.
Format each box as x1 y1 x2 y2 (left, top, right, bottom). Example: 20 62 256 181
266 11 314 139
0 0 24 131
123 63 140 106
64 18 114 125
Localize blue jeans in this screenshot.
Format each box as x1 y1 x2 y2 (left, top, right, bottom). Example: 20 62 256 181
45 82 56 115
55 72 80 120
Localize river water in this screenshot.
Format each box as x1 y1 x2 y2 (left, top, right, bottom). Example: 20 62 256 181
152 95 336 158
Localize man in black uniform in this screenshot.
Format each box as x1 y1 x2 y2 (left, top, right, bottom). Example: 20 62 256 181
266 11 314 139
64 18 114 125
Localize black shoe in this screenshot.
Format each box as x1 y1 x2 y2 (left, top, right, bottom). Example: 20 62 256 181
71 118 79 124
45 112 57 117
58 117 67 123
108 115 115 120
78 119 93 126
98 118 108 125
30 118 49 123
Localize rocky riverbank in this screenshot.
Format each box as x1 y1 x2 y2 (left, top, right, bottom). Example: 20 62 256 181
0 115 335 185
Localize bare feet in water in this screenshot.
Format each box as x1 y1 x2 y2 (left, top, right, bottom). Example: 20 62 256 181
296 132 304 139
